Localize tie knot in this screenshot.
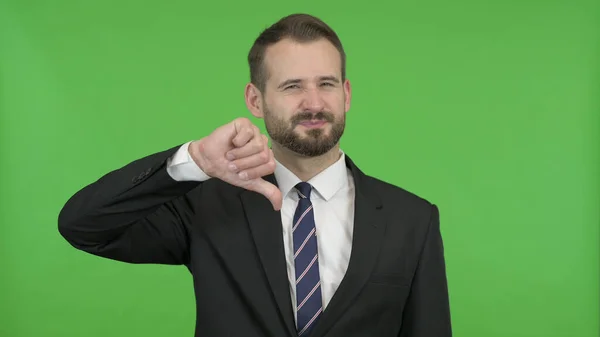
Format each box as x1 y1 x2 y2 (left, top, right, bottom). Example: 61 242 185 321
295 182 312 199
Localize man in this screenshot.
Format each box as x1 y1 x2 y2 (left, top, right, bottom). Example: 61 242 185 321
58 13 452 337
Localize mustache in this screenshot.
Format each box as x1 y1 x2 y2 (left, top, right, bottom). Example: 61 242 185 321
291 111 335 125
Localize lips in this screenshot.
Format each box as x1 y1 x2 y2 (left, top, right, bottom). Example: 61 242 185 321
299 120 327 128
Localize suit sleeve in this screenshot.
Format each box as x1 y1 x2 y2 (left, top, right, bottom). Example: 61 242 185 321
58 143 205 265
399 204 452 337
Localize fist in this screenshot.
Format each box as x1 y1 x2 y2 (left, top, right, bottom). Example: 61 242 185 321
189 117 282 211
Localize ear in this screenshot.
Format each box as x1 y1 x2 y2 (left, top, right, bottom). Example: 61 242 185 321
343 78 352 112
245 83 264 118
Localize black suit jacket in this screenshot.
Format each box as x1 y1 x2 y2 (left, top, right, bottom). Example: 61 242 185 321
58 144 452 337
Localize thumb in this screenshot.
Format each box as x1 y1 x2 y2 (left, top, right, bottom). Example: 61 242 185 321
246 178 283 211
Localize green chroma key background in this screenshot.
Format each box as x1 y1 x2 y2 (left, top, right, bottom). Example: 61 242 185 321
1 0 598 336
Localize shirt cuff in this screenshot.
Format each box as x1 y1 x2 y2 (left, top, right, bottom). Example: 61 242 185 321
166 141 211 182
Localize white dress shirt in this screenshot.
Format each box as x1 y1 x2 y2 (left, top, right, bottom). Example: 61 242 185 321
166 141 356 321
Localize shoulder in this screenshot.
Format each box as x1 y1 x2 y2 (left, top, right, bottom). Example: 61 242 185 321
345 153 437 218
358 174 442 247
362 174 434 210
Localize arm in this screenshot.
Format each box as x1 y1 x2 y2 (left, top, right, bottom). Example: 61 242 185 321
58 117 280 265
399 204 452 337
58 142 208 265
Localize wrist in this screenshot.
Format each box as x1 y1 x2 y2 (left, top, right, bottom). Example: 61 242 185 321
189 139 209 176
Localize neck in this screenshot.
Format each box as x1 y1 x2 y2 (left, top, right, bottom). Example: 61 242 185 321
272 142 342 181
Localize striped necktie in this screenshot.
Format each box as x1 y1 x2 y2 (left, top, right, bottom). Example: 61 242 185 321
292 182 323 336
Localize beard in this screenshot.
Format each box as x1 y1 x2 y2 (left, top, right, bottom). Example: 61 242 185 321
263 105 346 157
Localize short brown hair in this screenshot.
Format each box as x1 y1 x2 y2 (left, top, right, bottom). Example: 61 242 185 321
248 13 346 93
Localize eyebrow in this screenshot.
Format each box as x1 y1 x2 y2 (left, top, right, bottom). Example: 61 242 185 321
277 76 340 89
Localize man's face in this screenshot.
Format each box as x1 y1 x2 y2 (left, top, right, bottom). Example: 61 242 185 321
257 38 351 157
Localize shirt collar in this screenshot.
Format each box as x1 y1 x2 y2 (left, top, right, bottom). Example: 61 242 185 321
274 150 348 201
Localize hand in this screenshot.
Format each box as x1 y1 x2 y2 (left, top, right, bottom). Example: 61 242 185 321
189 117 282 211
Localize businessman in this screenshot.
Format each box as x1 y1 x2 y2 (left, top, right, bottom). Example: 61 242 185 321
58 13 452 337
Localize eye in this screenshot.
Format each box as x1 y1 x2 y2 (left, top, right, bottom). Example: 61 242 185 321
321 82 335 87
285 84 300 90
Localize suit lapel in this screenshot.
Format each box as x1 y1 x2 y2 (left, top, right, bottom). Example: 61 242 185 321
310 156 387 337
202 155 385 337
240 174 297 337
200 175 295 337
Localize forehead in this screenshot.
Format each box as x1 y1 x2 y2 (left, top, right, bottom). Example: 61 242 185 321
263 38 342 84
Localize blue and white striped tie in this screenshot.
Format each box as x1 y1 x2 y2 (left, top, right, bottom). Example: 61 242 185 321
292 182 323 336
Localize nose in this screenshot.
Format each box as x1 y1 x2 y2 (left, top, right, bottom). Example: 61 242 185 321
301 88 325 112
